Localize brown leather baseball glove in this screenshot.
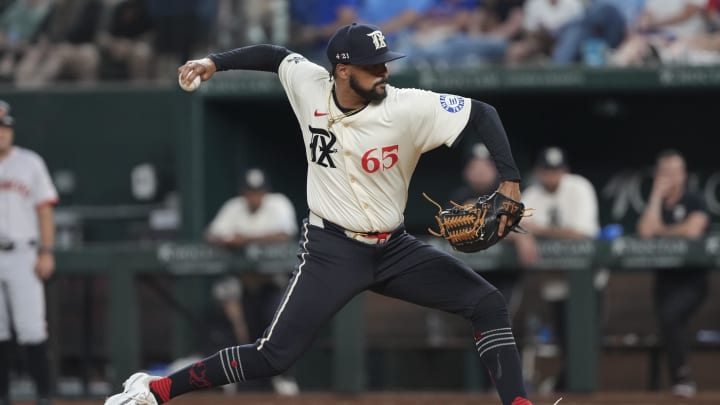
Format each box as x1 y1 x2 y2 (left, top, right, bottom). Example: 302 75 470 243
424 191 529 253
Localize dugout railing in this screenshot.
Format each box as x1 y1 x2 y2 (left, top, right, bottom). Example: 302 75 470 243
53 236 720 394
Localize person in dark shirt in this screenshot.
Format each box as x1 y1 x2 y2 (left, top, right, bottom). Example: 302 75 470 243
97 0 154 80
636 149 710 399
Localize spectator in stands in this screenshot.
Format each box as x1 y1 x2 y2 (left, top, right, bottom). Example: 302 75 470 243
214 0 240 49
0 0 54 81
401 0 479 68
463 0 527 63
517 146 601 392
552 0 645 65
206 168 300 397
147 0 217 81
610 0 708 66
658 0 720 65
424 0 528 67
472 0 527 39
449 143 537 319
505 0 585 65
287 0 358 63
636 149 710 399
356 0 433 68
14 0 104 87
96 0 155 81
242 0 289 45
213 0 288 51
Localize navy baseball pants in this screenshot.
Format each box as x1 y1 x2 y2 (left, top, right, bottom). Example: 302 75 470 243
154 213 527 405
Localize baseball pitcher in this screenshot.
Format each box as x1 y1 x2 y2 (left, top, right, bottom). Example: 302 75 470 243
105 23 552 405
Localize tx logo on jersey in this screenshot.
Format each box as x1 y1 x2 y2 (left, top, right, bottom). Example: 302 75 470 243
366 30 387 50
308 125 337 168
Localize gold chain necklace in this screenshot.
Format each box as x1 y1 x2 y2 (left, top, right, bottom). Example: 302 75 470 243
326 88 366 130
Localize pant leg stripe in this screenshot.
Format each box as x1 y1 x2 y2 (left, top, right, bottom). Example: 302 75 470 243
230 346 243 382
477 327 512 337
475 331 514 347
257 222 310 351
477 335 515 352
219 348 233 383
478 341 518 357
226 348 238 382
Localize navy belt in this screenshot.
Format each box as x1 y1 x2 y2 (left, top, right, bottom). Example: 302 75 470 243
0 240 36 251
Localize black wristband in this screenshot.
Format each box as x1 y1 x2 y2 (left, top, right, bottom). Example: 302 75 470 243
38 246 53 254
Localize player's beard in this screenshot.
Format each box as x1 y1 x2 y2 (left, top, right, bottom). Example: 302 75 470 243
349 74 387 103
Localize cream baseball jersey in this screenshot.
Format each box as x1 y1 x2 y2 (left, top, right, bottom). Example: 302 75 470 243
207 193 298 239
0 146 58 241
278 54 471 233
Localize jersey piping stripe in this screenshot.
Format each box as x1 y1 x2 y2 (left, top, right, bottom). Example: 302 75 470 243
257 222 309 351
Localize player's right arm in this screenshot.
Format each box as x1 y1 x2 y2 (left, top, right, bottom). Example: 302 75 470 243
178 44 293 84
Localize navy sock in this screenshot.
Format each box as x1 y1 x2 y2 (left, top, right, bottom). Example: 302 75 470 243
24 342 52 398
149 344 276 404
0 341 10 400
472 291 529 405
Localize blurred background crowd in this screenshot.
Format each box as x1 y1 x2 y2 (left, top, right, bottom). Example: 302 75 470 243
1 0 720 86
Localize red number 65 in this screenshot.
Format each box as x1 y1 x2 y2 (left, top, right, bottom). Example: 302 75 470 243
361 145 399 173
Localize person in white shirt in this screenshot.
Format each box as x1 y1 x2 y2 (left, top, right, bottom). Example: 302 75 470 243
106 23 542 405
0 105 57 405
515 146 601 392
205 168 299 396
611 0 708 66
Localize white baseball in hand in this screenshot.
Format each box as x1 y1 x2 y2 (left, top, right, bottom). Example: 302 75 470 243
179 75 201 92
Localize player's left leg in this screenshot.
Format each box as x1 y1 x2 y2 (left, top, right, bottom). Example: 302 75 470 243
371 233 530 405
242 275 299 395
0 265 12 405
5 249 52 403
106 219 377 405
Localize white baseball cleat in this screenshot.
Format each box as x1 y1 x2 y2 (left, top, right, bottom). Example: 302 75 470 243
104 372 161 405
271 375 300 396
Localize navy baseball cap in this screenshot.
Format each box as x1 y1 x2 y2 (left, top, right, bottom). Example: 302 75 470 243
535 147 569 169
326 23 405 65
240 168 270 191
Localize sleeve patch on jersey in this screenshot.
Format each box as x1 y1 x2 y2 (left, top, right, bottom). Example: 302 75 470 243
287 55 307 64
439 94 465 113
